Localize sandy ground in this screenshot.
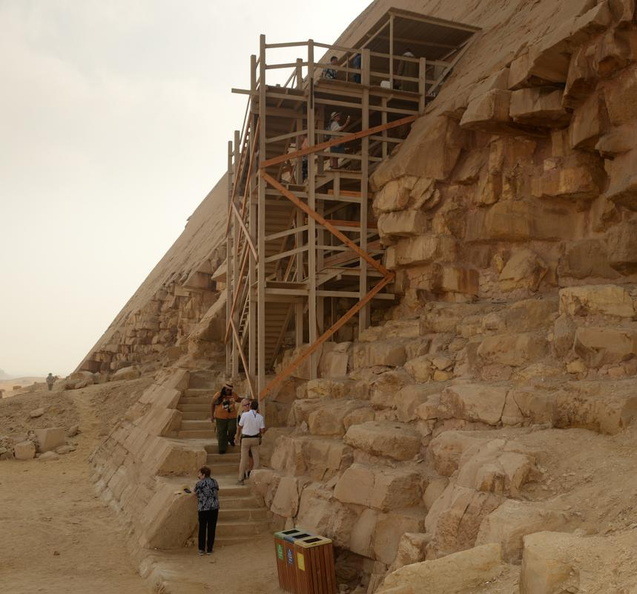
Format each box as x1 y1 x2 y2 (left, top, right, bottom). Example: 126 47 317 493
0 381 282 594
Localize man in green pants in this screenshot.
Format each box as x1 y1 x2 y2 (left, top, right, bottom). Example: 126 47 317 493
211 383 240 454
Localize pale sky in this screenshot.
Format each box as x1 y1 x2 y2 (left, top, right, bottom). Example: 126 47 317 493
0 0 371 378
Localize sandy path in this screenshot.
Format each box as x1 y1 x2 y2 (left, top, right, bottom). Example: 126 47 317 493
0 390 145 594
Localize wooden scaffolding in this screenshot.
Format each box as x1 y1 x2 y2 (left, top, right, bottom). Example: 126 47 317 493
224 9 480 401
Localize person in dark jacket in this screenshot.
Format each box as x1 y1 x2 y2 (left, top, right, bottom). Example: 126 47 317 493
194 466 219 555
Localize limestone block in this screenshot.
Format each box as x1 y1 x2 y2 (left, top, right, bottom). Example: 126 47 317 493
441 383 509 426
574 326 637 367
378 211 428 239
351 342 407 370
425 485 503 557
569 91 608 149
112 366 141 381
476 500 569 563
604 147 637 210
502 298 557 333
504 388 556 425
520 532 578 594
423 478 449 511
349 508 379 559
596 28 635 79
318 342 350 378
344 421 421 461
373 508 428 565
359 319 420 342
467 200 574 243
373 176 418 213
271 476 308 518
333 463 423 511
531 154 604 201
457 440 536 497
14 440 36 460
559 285 635 318
304 378 357 400
563 45 597 109
606 220 637 271
396 384 441 423
369 369 414 409
557 239 619 280
270 435 307 475
389 532 429 572
403 356 433 383
371 116 466 190
430 264 479 296
460 89 512 132
141 481 198 549
308 400 372 437
151 440 207 477
250 468 281 508
596 121 637 158
303 438 353 482
478 333 548 368
34 428 66 453
38 451 59 461
391 234 457 268
426 431 486 476
499 249 548 292
343 406 376 431
508 39 570 89
554 379 637 434
378 543 505 594
510 88 570 128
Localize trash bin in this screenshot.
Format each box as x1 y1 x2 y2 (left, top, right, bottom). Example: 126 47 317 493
293 534 337 594
274 529 313 592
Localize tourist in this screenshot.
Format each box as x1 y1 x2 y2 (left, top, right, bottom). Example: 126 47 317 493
238 398 254 480
46 373 55 392
236 400 265 485
194 466 219 556
323 56 338 80
350 53 362 83
328 111 350 169
211 383 240 454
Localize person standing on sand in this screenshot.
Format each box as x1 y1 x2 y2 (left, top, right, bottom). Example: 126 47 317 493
194 466 219 556
46 373 55 391
211 383 240 454
236 400 266 485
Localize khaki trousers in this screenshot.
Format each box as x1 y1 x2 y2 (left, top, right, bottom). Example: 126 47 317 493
239 437 260 480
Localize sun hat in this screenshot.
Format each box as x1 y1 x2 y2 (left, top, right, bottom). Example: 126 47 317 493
330 111 341 119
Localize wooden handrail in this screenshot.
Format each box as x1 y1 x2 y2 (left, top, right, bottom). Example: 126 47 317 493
259 114 417 169
229 317 256 399
259 272 394 398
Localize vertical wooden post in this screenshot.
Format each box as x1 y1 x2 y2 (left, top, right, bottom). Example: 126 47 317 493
360 51 371 335
226 139 234 377
389 14 395 88
419 57 427 113
257 33 267 402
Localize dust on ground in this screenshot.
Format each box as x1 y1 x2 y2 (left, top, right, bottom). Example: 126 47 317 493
0 378 281 594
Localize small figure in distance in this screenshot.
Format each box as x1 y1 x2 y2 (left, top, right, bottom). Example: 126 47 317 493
328 111 351 170
193 466 219 556
323 56 338 80
46 373 55 392
350 53 362 83
236 400 266 485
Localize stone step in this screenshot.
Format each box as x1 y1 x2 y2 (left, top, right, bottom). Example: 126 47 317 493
207 452 241 465
181 420 212 431
188 370 223 389
220 495 261 510
180 396 212 406
178 403 210 413
185 388 216 398
216 519 270 538
175 429 216 439
181 411 210 420
208 461 237 476
219 507 268 522
216 535 268 547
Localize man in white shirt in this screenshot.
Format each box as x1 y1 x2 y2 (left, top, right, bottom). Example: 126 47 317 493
236 400 266 485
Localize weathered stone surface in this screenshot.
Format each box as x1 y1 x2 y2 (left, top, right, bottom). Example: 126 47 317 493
478 333 548 367
569 90 608 149
344 421 421 461
510 87 570 127
369 369 414 410
386 234 457 269
503 388 556 425
559 285 635 318
574 326 637 367
388 532 429 573
14 440 36 460
431 264 479 296
606 220 637 271
351 342 407 370
554 379 637 434
112 366 141 381
34 428 66 453
499 250 549 293
38 451 60 461
270 476 308 518
426 431 487 476
460 89 512 132
378 211 428 239
531 154 604 201
557 240 620 280
520 532 578 594
371 116 466 189
403 356 433 383
396 384 441 423
303 438 353 482
476 500 569 562
377 543 505 594
318 343 351 378
29 408 45 418
308 400 373 436
334 463 423 511
373 508 428 565
441 383 510 425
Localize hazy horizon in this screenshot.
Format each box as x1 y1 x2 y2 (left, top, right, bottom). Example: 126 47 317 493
0 0 371 378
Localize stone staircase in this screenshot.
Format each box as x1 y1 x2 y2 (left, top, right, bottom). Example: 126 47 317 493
174 371 270 547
